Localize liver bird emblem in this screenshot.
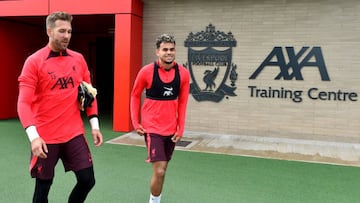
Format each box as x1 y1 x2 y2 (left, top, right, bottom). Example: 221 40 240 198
203 67 219 91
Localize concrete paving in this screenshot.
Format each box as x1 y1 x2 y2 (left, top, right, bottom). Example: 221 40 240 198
107 131 360 167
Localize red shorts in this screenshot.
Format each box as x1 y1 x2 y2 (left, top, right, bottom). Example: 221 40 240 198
144 133 176 163
30 135 93 179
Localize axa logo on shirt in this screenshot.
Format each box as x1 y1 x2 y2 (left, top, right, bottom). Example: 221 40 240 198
51 76 75 90
248 46 358 103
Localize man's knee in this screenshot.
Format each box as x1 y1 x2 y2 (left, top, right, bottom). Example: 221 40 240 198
76 167 95 189
33 178 53 203
153 162 168 178
154 167 167 178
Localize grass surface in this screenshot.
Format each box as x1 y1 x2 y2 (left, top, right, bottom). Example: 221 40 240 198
1 117 360 203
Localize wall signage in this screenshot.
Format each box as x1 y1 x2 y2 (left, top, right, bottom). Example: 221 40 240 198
184 25 358 103
184 24 238 102
249 46 358 102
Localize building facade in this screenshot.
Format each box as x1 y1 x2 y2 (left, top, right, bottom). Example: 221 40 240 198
1 0 360 148
141 0 360 144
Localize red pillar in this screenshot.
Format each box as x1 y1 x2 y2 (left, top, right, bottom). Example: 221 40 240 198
113 13 143 132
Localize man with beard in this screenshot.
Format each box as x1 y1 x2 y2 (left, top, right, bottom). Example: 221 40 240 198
17 11 103 203
130 34 190 203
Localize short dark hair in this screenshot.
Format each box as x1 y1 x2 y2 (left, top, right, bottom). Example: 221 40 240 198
46 11 73 29
156 34 176 48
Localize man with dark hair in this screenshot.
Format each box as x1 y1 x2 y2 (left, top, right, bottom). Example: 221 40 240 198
17 11 103 203
130 33 190 203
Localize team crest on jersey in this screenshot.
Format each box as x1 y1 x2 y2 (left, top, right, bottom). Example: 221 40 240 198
184 24 238 102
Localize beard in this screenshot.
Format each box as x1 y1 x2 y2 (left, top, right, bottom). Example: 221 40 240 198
52 38 69 52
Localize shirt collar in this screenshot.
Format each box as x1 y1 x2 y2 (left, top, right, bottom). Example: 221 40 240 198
157 60 176 71
47 49 70 59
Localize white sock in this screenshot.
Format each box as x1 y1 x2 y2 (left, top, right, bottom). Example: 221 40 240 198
149 194 161 203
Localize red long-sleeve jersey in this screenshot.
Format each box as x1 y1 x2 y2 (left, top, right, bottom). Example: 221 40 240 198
17 46 98 143
130 61 190 137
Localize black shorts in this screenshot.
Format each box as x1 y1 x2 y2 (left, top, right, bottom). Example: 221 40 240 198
30 135 93 179
144 133 176 163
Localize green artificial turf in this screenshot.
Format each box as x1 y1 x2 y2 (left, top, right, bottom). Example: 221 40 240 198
1 117 360 203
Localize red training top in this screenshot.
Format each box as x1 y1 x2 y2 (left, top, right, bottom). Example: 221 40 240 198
130 61 190 137
17 46 98 144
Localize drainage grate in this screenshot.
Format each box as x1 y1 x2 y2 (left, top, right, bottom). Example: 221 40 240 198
176 140 192 147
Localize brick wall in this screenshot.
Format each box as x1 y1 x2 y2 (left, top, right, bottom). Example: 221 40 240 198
141 0 360 141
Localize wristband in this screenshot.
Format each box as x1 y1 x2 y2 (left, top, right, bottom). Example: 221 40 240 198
89 117 100 130
25 126 40 142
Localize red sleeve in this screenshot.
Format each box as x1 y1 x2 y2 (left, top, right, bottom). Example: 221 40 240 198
176 65 190 136
17 56 38 129
130 64 153 130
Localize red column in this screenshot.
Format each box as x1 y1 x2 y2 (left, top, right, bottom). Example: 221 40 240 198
113 13 143 132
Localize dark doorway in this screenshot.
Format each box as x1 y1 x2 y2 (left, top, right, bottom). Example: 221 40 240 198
94 37 114 116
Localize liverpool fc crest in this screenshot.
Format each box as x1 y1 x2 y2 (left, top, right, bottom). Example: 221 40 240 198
184 24 238 102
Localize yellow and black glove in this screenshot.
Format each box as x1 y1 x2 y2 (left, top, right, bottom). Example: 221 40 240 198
78 81 97 111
